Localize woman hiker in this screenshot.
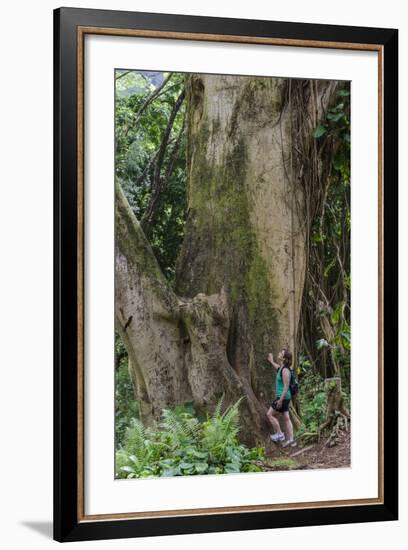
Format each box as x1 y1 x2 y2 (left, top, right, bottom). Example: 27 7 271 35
266 348 297 448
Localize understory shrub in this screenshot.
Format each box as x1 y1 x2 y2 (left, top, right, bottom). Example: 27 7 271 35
116 396 265 479
297 368 350 437
297 370 327 436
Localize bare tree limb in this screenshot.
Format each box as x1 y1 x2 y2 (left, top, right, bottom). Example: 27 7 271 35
115 70 134 81
132 73 174 125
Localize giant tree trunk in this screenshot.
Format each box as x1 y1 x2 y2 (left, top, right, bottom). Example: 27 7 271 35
116 74 336 445
176 75 307 398
116 182 268 442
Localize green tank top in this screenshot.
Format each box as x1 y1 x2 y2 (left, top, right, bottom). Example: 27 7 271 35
276 366 292 400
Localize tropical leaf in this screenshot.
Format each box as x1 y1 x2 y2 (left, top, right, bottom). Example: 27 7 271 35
312 125 327 138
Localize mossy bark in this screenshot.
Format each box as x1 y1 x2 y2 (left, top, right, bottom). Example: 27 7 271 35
176 75 307 406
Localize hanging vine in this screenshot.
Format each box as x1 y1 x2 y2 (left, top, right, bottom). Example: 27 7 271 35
283 79 351 383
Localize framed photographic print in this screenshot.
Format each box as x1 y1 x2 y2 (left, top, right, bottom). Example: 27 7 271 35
53 7 398 542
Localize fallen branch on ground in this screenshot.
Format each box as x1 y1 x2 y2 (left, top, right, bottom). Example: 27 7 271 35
298 431 319 443
290 444 315 457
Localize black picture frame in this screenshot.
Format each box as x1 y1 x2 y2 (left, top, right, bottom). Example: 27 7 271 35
54 6 398 542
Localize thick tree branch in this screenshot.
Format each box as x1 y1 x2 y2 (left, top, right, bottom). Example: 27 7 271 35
116 180 264 435
141 89 185 236
115 180 191 418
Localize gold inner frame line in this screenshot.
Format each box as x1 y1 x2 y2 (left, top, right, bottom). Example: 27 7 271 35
76 26 384 522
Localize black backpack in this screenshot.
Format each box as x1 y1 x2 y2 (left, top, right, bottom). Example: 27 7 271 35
282 365 299 396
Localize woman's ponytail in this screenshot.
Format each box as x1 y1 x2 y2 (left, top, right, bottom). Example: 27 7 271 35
281 348 293 368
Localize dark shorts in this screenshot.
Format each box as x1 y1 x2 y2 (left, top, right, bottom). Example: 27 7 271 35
270 398 291 413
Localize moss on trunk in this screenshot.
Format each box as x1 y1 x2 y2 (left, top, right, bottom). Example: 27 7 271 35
176 75 288 403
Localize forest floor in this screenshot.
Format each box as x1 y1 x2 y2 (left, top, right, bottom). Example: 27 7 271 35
262 428 350 472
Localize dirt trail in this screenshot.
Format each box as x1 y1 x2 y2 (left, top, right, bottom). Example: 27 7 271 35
263 429 350 471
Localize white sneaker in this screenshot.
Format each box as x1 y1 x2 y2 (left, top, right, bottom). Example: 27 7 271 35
270 432 285 442
282 439 297 448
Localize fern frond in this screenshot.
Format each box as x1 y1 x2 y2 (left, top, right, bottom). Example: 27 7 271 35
160 407 200 448
123 418 148 464
221 395 244 435
201 395 246 461
211 394 224 419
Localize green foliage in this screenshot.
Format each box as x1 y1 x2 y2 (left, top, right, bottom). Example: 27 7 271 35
115 70 187 283
312 124 327 138
330 304 351 370
297 370 327 436
316 338 329 350
299 391 327 434
115 397 265 479
304 83 351 383
116 418 169 478
159 405 201 449
316 301 351 390
201 395 243 463
298 321 351 437
298 353 312 376
268 457 298 470
331 303 351 350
